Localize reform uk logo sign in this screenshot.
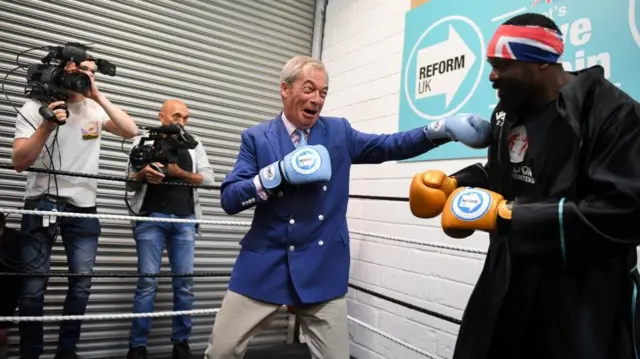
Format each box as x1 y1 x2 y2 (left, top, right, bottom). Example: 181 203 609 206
403 17 486 121
398 0 639 162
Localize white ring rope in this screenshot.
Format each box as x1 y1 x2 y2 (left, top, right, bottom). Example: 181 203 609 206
0 208 248 225
349 229 487 255
0 308 220 322
348 315 435 359
0 308 431 358
0 207 487 254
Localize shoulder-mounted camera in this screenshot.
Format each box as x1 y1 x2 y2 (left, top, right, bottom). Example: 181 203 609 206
25 42 116 121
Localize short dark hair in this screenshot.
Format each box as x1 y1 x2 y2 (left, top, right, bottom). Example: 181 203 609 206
503 13 561 34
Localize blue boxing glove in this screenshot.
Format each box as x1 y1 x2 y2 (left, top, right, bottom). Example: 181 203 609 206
281 144 332 184
424 114 492 149
258 145 332 195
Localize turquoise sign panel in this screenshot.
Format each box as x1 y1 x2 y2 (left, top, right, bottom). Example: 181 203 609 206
398 0 640 161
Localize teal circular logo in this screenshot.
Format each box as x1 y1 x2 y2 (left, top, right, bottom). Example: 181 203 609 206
291 148 322 175
403 16 486 121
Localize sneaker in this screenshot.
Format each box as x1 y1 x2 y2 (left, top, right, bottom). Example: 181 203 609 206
172 341 192 359
127 346 147 359
53 351 79 359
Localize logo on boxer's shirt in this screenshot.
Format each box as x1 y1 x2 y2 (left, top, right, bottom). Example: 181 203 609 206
508 125 528 163
451 188 492 221
507 125 535 184
512 165 535 184
291 148 322 175
495 111 506 127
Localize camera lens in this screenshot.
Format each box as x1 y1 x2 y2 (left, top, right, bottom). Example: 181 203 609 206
59 72 91 93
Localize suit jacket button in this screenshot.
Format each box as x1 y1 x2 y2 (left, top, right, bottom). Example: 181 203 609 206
322 185 327 191
289 245 295 252
289 219 295 225
318 215 324 221
318 240 324 246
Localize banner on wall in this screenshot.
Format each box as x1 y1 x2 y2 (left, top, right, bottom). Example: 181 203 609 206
399 0 640 162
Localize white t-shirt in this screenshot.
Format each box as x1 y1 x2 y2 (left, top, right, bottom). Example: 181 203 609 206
15 98 110 207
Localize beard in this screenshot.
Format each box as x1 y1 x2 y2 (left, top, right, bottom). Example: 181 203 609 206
496 80 528 111
495 78 546 114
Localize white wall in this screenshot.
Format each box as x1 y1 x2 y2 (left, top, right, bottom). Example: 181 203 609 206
321 1 491 358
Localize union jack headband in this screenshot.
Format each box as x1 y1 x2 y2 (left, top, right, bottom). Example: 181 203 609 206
487 25 565 63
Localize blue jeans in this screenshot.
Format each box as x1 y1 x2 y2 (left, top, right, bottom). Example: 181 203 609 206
19 197 100 357
129 212 196 348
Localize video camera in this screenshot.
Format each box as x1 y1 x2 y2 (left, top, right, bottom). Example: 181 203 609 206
25 42 116 124
129 123 199 175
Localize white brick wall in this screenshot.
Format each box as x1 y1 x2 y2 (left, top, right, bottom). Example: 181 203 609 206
321 1 490 358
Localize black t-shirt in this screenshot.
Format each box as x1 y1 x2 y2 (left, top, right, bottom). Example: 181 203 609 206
140 148 195 216
507 100 559 198
490 100 562 357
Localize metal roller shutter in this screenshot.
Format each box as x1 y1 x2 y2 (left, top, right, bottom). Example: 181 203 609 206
0 0 317 357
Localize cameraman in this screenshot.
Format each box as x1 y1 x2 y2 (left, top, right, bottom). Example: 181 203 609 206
11 59 138 359
125 99 214 359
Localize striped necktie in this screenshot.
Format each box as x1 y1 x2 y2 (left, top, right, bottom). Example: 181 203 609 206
292 129 308 148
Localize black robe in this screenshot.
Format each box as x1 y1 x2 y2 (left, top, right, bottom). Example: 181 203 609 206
451 65 640 359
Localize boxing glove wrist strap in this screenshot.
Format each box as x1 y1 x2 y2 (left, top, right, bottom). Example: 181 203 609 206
496 202 512 235
450 163 489 188
258 160 286 196
422 123 452 146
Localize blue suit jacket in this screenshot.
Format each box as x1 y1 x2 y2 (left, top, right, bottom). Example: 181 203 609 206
220 114 436 305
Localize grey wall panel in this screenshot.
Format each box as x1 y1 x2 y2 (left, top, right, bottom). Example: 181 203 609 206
0 0 316 357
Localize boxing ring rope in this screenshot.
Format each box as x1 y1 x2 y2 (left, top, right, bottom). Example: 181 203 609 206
0 164 486 255
0 309 220 322
0 163 214 189
0 271 230 277
0 310 434 358
0 165 475 358
0 269 462 325
0 207 487 256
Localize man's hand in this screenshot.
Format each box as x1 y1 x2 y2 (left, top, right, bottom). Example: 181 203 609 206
79 69 101 101
167 163 183 178
441 187 512 236
140 163 165 184
86 67 138 138
41 101 68 131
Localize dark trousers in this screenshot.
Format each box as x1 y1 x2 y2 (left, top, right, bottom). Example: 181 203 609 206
0 239 22 329
18 197 101 357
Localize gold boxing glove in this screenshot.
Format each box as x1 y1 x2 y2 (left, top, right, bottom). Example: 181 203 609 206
409 170 458 218
441 187 512 236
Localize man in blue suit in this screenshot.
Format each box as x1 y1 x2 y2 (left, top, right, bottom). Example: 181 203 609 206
204 55 492 359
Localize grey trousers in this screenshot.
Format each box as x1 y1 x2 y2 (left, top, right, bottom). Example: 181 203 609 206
204 290 350 359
